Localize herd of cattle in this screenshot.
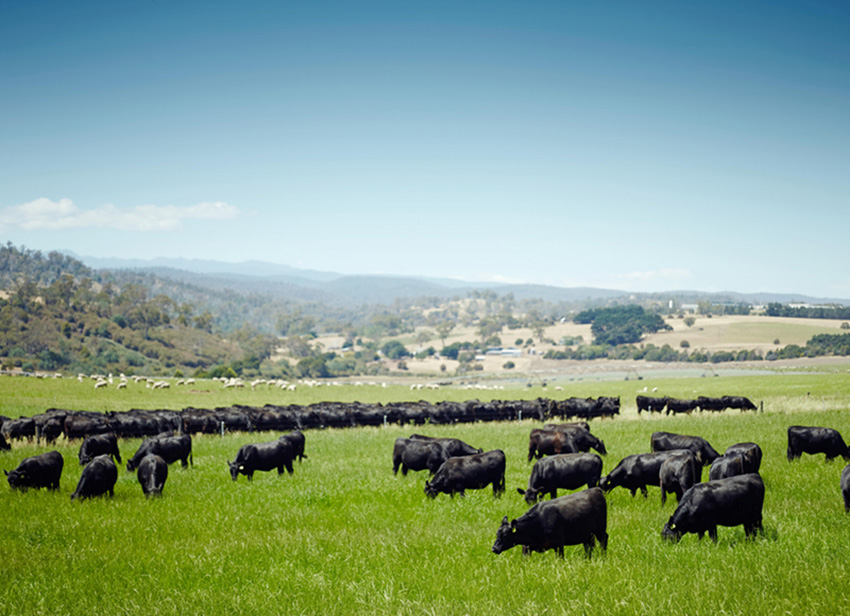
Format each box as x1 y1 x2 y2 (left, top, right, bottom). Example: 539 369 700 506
3 391 848 559
0 396 622 446
393 422 850 557
2 428 309 500
636 395 758 414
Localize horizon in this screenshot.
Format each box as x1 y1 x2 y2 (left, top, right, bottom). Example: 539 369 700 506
63 250 850 303
2 2 849 297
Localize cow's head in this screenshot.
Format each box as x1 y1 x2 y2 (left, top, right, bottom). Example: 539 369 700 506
661 520 683 543
595 438 608 456
491 516 516 554
5 468 26 490
599 474 613 492
516 487 540 505
227 460 242 481
423 480 438 499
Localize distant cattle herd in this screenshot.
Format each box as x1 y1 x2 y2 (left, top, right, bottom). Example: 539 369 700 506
3 393 850 559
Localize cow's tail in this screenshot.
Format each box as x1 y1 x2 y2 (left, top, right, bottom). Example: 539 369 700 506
190 451 194 467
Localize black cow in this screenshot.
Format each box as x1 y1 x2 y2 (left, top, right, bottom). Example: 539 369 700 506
2 417 36 441
71 454 118 500
601 450 694 497
636 395 668 414
787 426 850 462
392 438 452 475
709 454 745 481
409 434 482 457
5 450 64 491
517 453 603 505
841 464 850 513
696 396 727 413
527 429 599 461
661 473 765 543
659 451 699 505
723 395 757 411
137 453 168 497
79 433 122 466
228 439 294 481
724 442 762 474
127 434 193 471
665 398 698 415
424 450 506 498
492 487 608 558
651 431 720 466
279 430 307 462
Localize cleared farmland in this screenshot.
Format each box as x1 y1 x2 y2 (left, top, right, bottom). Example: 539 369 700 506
2 373 850 615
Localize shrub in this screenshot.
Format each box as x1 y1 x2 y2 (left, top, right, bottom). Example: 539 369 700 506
503 361 515 369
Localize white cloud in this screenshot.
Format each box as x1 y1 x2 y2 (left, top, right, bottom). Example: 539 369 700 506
0 198 240 232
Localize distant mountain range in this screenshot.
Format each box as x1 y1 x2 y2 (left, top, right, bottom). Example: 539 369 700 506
66 253 850 308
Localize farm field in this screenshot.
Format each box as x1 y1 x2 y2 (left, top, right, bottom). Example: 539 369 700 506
2 373 850 615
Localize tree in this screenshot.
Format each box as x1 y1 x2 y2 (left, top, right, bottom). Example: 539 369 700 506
380 340 410 360
433 321 455 348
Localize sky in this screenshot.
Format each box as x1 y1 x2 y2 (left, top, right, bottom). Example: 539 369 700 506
1 1 849 298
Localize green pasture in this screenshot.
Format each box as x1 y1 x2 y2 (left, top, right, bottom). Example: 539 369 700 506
2 373 850 615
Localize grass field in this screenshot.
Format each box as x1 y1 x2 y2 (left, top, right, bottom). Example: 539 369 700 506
2 373 850 615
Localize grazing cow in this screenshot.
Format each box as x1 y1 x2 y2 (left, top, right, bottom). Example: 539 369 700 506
651 431 720 466
492 488 608 558
127 434 193 471
542 425 607 456
696 396 727 413
517 453 603 505
228 439 294 481
424 450 506 498
279 430 307 462
71 455 118 500
665 398 698 415
4 450 64 491
528 429 601 461
409 434 483 457
636 395 668 414
137 453 168 497
841 464 850 513
659 451 699 505
601 450 693 497
787 426 850 462
78 433 122 466
392 438 452 476
709 455 745 481
724 442 762 474
723 395 757 411
661 474 765 543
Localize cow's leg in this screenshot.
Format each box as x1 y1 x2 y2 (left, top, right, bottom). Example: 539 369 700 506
660 486 667 506
549 489 557 500
640 486 648 498
709 527 718 543
286 461 294 475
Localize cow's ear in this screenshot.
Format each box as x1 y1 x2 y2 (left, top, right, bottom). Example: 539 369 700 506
3 470 7 476
502 515 509 525
516 488 525 496
511 519 517 531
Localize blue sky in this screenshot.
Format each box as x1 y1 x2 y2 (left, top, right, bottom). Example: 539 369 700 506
2 1 849 297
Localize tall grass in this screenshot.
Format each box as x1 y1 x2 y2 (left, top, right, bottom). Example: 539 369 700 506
2 373 850 614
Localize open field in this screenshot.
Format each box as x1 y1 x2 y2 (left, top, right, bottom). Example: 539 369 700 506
309 314 849 376
2 373 850 615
